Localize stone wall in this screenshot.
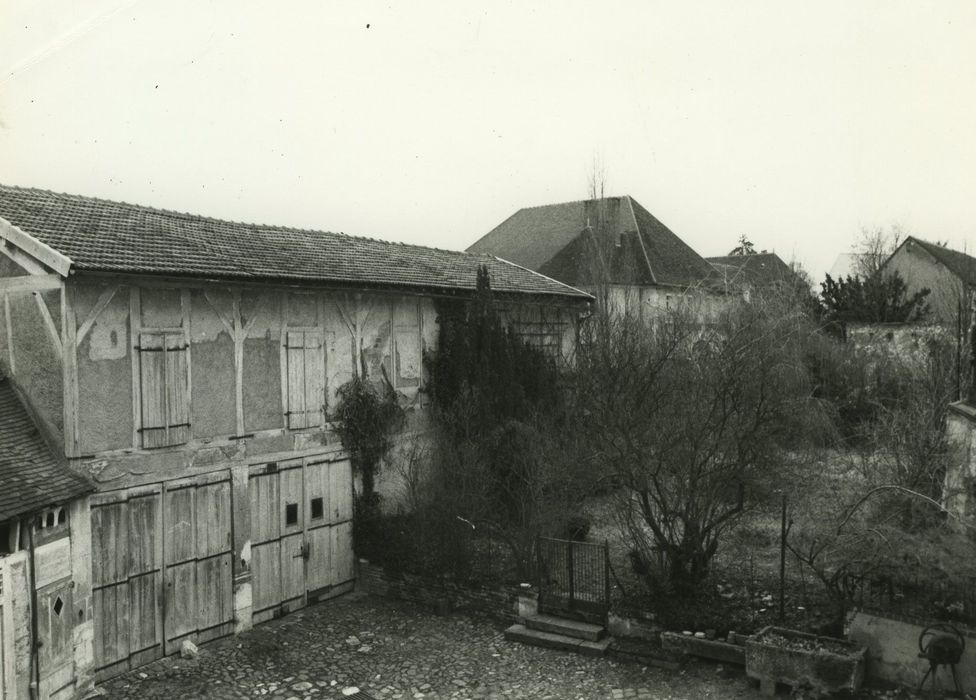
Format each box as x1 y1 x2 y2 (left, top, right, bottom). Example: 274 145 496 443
847 609 976 689
358 559 520 623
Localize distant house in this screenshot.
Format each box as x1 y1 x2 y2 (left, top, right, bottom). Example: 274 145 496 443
706 252 798 300
468 196 722 319
879 236 976 326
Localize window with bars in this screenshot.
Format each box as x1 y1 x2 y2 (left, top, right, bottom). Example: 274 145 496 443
137 331 191 448
284 330 325 429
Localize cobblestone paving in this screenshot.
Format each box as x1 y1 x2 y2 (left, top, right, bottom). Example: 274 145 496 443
101 593 763 700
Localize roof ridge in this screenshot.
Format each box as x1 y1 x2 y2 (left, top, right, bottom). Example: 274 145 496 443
0 182 482 259
625 195 657 285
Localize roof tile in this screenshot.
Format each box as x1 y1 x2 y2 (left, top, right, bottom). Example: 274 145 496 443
0 378 93 522
0 185 590 301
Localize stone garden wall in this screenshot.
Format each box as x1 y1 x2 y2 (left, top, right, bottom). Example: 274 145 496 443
358 559 520 623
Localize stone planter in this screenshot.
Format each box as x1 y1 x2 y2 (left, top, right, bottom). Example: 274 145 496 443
745 626 867 696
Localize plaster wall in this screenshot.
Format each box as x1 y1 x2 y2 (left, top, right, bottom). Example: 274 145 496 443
67 278 580 490
944 404 976 522
75 285 132 454
884 243 965 325
0 256 63 439
604 284 727 324
848 610 976 689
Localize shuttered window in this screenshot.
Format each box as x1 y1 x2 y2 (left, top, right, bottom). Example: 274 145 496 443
284 330 325 429
137 332 190 448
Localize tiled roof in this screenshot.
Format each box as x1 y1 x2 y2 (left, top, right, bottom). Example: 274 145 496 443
902 237 976 287
0 378 93 522
706 253 797 289
0 185 590 301
467 196 715 288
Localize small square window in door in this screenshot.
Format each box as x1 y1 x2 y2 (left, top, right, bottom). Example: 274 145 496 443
285 503 299 526
310 497 324 520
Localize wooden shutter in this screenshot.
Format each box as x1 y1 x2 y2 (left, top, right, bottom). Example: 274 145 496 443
285 331 324 429
139 332 190 447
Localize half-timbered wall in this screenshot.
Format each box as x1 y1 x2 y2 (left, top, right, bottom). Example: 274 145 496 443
0 256 63 441
66 277 579 484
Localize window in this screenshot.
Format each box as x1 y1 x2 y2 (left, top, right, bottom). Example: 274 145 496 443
285 502 299 526
137 331 190 447
310 497 324 520
284 330 325 429
510 306 566 360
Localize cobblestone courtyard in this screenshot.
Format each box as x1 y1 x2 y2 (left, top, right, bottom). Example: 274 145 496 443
101 593 764 700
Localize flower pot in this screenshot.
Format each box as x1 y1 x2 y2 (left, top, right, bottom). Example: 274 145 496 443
745 626 867 696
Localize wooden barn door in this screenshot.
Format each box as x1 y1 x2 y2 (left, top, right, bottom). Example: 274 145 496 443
90 486 164 681
91 474 234 680
249 455 354 623
162 473 234 654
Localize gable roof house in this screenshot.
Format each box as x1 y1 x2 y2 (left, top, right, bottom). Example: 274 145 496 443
706 252 800 300
879 236 976 327
468 196 722 319
0 184 590 687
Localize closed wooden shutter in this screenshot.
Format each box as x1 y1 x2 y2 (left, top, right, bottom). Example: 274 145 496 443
138 332 190 448
285 331 324 429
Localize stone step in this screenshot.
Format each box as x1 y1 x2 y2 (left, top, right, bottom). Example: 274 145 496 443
525 613 606 641
504 624 611 657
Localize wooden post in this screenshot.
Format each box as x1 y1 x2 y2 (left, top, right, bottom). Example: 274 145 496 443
779 493 787 622
61 284 80 457
567 541 575 612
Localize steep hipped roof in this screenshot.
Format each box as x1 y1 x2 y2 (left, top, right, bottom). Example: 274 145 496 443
0 378 93 522
0 185 590 301
706 252 797 289
467 196 715 288
899 237 976 287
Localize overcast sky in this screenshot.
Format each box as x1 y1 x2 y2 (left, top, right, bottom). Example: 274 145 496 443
1 1 974 280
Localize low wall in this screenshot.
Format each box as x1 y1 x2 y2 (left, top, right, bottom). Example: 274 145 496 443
358 559 520 623
847 610 976 688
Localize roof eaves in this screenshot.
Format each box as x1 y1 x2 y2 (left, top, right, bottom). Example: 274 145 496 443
489 256 593 302
0 215 72 276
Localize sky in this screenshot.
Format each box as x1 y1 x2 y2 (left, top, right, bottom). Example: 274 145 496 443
1 1 974 281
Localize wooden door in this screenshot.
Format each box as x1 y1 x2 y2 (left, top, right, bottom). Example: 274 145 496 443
328 459 355 588
91 477 235 679
91 487 164 681
249 461 307 623
163 476 234 654
249 456 355 617
37 581 74 699
304 460 332 593
0 556 15 700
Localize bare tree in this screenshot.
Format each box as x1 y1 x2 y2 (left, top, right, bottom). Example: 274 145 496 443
853 224 906 279
575 296 825 594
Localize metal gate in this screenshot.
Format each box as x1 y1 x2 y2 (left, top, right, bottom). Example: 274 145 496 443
537 537 609 624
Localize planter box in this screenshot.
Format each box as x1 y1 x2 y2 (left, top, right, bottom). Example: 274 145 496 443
745 626 867 696
661 631 746 666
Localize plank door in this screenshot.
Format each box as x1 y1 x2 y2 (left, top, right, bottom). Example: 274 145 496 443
162 478 234 654
1 557 15 700
278 465 307 611
248 462 307 623
328 459 355 587
304 460 333 594
38 582 74 699
91 488 163 681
